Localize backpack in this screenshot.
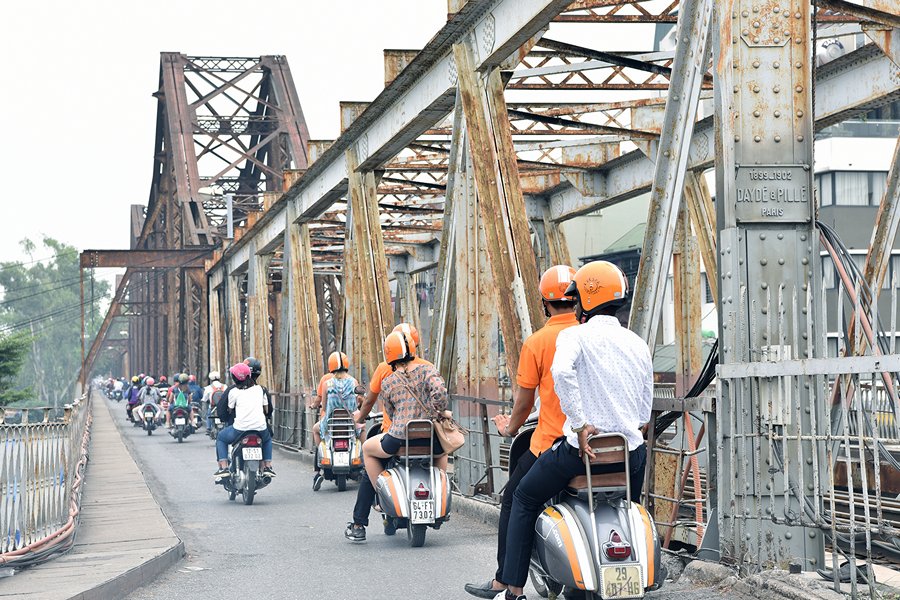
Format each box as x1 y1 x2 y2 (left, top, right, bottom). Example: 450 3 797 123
211 389 225 407
174 388 189 408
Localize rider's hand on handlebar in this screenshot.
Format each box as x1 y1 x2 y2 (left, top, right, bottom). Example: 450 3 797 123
578 425 600 460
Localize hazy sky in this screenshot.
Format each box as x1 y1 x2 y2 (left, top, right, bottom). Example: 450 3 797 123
0 0 447 269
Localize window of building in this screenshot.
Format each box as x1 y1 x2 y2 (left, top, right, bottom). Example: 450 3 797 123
817 171 889 207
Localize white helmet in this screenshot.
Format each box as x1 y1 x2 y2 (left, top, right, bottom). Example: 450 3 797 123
208 371 220 382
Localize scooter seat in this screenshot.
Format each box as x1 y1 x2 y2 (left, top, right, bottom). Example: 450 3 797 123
568 472 627 491
396 445 433 457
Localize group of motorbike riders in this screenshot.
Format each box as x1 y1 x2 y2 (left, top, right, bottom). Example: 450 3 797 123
101 259 652 600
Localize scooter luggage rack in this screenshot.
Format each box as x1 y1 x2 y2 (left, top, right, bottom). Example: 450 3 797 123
400 420 434 461
578 433 634 567
328 408 356 439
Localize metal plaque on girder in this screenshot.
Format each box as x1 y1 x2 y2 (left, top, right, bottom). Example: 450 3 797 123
734 164 810 223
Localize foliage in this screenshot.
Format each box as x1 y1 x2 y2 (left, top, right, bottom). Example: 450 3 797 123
0 332 32 405
0 238 110 407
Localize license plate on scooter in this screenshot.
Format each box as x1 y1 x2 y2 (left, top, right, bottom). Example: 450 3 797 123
242 447 263 460
175 417 186 425
333 451 350 467
600 565 643 599
410 500 434 524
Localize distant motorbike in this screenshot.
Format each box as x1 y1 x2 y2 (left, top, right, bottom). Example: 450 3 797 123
190 401 202 431
112 389 123 402
220 431 272 505
314 408 363 492
374 420 451 547
140 404 158 436
528 433 664 600
208 414 225 440
170 406 193 442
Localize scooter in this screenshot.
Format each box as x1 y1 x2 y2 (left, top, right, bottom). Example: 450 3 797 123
140 404 158 436
208 413 225 440
190 401 203 431
528 433 664 600
170 406 192 442
315 408 363 492
220 432 272 505
374 420 451 548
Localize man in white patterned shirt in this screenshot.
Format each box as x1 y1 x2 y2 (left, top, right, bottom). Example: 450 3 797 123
494 260 653 600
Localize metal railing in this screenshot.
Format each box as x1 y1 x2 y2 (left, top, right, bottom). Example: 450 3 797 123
0 393 92 564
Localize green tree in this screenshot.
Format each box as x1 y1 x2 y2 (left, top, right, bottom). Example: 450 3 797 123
0 238 110 407
0 332 32 405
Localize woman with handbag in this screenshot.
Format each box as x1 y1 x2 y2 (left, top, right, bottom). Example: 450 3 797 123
345 330 452 542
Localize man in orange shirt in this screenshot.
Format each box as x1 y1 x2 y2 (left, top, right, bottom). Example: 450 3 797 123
351 323 433 534
465 265 578 599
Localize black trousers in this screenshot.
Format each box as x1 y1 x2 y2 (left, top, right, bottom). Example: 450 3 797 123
352 457 387 527
501 440 646 588
496 450 538 583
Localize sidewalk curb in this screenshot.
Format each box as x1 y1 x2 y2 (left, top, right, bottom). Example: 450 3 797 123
71 541 185 600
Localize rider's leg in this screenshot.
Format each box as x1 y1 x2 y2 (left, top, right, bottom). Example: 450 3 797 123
260 428 274 468
312 420 322 446
434 453 449 472
216 426 240 469
362 433 392 487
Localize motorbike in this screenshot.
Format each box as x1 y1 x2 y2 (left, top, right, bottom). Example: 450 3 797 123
190 401 203 431
113 389 123 402
208 413 225 440
527 433 664 600
140 404 158 436
315 408 363 492
220 431 272 505
169 406 193 442
374 420 451 548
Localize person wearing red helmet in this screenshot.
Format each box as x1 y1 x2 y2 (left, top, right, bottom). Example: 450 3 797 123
213 363 275 481
465 265 579 599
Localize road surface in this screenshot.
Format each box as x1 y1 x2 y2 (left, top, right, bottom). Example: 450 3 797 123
108 397 729 600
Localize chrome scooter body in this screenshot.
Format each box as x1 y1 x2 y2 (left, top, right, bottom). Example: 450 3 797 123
528 433 663 600
374 419 451 547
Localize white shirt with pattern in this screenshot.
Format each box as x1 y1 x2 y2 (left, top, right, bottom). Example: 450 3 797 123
551 314 653 451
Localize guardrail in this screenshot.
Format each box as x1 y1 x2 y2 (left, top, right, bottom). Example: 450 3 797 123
0 393 92 566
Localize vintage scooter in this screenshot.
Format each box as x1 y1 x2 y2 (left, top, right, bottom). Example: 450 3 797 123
374 420 452 548
315 408 363 492
220 431 272 505
528 433 664 600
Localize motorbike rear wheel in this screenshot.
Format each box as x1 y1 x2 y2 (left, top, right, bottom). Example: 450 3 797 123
407 524 427 548
147 427 152 436
242 466 256 505
176 429 183 443
336 474 347 492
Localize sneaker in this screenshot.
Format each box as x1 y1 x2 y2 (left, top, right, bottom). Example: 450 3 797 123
313 473 324 491
213 468 230 481
465 580 506 599
344 523 366 543
262 466 276 478
492 592 525 600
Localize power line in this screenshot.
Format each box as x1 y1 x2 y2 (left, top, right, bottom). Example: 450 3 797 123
0 275 82 295
0 280 82 307
0 250 79 272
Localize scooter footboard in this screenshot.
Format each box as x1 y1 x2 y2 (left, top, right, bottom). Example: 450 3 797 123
533 503 598 592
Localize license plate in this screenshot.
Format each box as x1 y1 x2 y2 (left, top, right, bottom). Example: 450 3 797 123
175 417 186 425
600 565 643 599
242 447 263 460
410 500 434 524
333 451 350 467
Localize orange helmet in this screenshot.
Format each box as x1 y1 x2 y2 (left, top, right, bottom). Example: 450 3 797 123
539 265 577 301
565 260 628 320
383 331 416 365
327 352 349 373
392 323 420 346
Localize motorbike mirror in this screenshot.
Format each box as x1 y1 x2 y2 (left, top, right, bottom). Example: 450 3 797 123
354 385 366 395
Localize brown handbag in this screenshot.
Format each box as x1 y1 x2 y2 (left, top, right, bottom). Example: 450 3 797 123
400 377 467 454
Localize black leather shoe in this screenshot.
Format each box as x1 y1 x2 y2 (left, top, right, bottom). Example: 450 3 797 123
464 580 506 599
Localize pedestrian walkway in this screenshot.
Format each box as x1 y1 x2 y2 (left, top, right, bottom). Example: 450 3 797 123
0 393 183 600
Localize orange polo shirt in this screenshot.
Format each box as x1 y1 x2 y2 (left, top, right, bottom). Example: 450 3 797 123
316 373 334 418
369 357 433 433
516 312 578 456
